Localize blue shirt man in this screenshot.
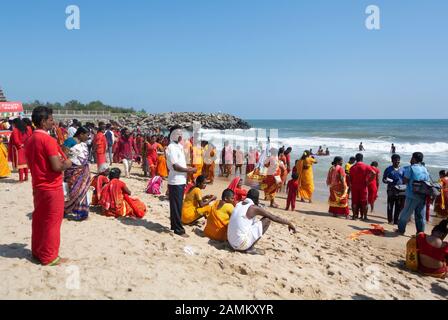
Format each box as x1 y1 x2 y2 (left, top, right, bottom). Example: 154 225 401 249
383 165 405 189
398 152 430 234
403 164 430 199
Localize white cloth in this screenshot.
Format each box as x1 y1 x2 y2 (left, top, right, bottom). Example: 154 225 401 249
166 142 187 185
123 159 133 177
227 199 263 251
68 126 77 138
69 142 89 166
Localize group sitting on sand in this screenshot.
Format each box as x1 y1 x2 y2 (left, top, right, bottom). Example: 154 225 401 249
0 106 447 279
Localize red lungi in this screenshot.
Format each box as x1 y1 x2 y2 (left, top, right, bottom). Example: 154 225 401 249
351 185 368 207
32 188 64 265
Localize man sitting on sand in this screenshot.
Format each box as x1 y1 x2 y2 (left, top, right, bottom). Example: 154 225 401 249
227 189 296 252
182 175 217 225
204 189 235 241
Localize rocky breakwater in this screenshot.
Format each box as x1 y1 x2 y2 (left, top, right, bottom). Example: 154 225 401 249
115 112 251 131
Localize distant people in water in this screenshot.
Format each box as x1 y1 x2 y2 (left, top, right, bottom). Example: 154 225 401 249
227 189 296 252
359 142 365 151
391 143 396 154
316 146 330 156
317 146 324 155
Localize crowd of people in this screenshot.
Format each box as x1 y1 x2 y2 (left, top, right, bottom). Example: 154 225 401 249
0 108 446 278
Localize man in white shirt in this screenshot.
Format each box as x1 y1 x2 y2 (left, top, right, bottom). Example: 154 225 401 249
67 119 79 138
166 125 197 237
227 189 296 252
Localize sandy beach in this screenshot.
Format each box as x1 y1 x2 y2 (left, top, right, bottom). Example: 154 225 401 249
0 163 447 300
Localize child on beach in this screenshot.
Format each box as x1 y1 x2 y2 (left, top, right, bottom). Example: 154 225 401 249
286 173 299 211
204 189 235 241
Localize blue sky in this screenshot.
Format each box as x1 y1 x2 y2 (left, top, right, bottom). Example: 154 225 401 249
0 0 447 119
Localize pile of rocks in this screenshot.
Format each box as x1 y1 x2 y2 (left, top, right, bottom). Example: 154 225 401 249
115 112 251 131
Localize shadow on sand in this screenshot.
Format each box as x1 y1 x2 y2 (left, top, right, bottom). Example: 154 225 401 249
118 217 171 234
0 243 35 263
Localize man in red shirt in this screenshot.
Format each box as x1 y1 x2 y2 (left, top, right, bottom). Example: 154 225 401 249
349 153 375 220
25 106 72 266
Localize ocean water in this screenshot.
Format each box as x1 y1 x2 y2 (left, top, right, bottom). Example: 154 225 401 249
198 119 448 215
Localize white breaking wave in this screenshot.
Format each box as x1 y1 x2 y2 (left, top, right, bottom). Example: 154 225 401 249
198 129 448 154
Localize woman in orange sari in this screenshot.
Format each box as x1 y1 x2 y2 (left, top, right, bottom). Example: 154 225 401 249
326 156 349 218
204 189 235 241
191 142 204 183
435 170 448 218
8 118 31 182
55 122 67 146
296 150 317 203
0 136 11 178
261 148 282 208
156 137 168 178
99 168 147 218
203 142 216 184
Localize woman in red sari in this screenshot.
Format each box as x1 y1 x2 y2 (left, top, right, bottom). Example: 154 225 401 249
156 137 168 178
326 156 349 218
134 133 144 164
368 161 380 213
112 129 121 163
90 163 110 206
228 176 248 205
94 122 107 171
100 167 146 218
9 118 31 182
